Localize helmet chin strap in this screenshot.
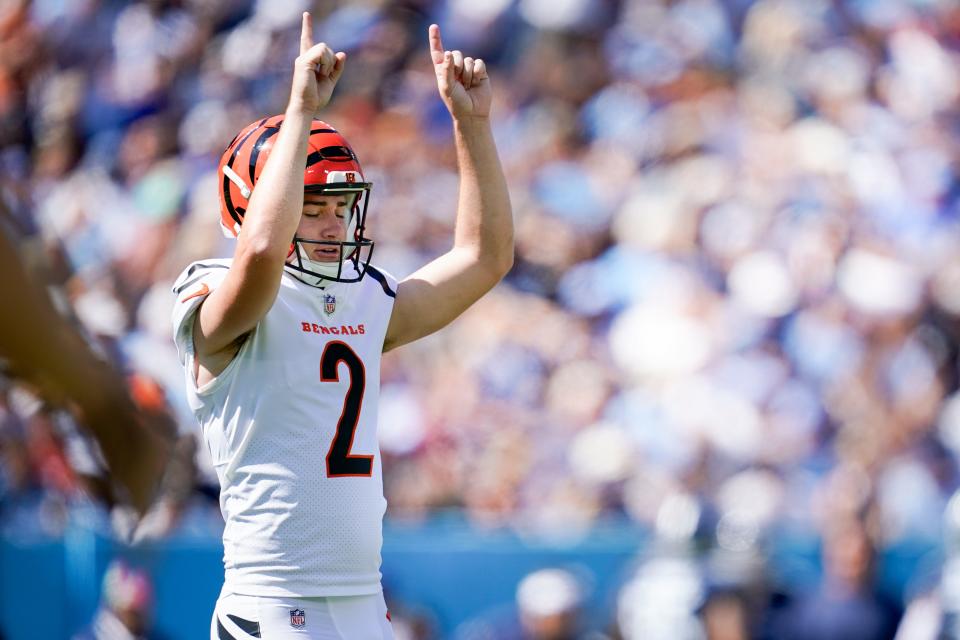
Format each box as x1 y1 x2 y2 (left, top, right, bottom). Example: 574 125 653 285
286 209 361 287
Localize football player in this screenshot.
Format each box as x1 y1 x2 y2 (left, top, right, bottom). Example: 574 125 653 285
171 13 512 640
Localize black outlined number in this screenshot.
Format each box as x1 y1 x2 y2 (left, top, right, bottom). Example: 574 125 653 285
320 341 373 477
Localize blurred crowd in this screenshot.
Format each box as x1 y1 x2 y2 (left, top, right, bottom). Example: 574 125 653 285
2 0 960 637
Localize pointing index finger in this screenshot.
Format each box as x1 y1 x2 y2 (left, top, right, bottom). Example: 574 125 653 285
300 12 312 56
428 23 444 66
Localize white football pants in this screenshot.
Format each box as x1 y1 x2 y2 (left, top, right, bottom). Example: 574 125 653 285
211 588 395 640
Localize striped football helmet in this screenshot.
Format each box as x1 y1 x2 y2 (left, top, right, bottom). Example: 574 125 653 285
218 115 373 285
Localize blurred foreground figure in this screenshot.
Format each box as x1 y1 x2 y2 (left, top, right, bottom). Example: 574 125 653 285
0 205 170 514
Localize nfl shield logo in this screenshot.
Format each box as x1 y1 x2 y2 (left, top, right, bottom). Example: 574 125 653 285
290 609 306 628
324 293 336 315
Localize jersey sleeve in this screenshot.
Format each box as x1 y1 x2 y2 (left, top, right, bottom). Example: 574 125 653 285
365 264 398 301
170 261 230 366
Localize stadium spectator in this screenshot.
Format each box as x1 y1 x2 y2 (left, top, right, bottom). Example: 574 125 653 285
73 559 165 640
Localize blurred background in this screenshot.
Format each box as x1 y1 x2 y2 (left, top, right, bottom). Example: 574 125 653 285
1 0 959 638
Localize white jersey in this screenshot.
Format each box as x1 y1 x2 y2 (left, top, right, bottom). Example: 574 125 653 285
171 259 397 597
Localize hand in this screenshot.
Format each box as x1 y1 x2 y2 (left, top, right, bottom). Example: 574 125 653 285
288 12 346 115
74 366 174 515
429 24 491 120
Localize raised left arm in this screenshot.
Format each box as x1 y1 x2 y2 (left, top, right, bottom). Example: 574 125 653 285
383 25 513 352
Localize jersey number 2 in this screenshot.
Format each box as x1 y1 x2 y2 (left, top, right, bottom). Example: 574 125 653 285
320 341 373 477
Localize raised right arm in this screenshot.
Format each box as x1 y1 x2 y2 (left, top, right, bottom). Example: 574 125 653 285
194 13 346 362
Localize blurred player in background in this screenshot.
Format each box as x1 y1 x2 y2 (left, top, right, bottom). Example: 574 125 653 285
171 12 512 640
73 559 164 640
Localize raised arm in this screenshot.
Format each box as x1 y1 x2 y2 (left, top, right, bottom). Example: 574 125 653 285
194 13 346 366
383 24 514 352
